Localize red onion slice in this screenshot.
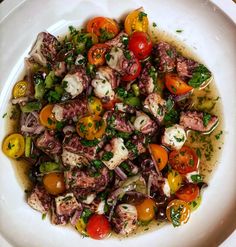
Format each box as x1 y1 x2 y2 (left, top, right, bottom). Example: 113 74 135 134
114 166 127 180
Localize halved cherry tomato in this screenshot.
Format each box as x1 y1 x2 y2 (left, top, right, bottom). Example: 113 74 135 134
176 183 200 202
75 218 88 236
121 57 141 81
102 98 120 110
88 96 103 115
124 8 149 35
166 199 191 227
88 44 109 66
43 172 66 195
188 195 202 211
2 133 25 158
148 144 168 171
136 198 156 222
128 31 152 60
12 80 29 98
169 146 199 174
87 17 119 41
165 74 193 95
39 104 56 129
86 214 111 240
167 169 183 194
76 115 106 140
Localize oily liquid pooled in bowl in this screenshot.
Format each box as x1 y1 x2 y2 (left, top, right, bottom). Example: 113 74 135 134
5 26 224 237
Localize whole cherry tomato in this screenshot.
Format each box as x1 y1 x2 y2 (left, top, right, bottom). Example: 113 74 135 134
128 31 152 60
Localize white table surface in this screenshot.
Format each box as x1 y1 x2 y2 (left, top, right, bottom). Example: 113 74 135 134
0 0 235 246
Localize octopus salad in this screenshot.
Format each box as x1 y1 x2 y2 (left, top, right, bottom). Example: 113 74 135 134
2 8 223 240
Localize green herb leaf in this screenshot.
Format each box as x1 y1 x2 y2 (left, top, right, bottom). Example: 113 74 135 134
138 12 147 22
191 174 203 183
188 64 211 88
203 112 212 127
102 151 114 161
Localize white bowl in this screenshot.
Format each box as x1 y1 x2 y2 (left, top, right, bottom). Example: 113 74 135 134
0 0 235 246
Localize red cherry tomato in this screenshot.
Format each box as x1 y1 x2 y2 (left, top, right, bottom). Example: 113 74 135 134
176 183 200 202
102 98 120 110
86 214 111 240
128 31 153 60
165 74 193 95
122 58 141 81
169 146 199 174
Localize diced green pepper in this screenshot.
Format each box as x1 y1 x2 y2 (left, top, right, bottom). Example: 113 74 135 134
125 97 141 107
34 82 45 99
45 71 55 89
25 136 32 158
39 162 60 174
20 102 42 113
132 84 140 97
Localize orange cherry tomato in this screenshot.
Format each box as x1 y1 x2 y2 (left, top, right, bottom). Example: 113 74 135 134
166 199 191 227
2 133 25 159
165 74 193 95
124 8 149 35
148 144 168 171
43 172 66 195
86 214 111 240
87 17 119 41
39 104 56 129
88 44 109 66
176 183 200 202
76 115 106 140
136 198 156 222
12 80 29 98
169 146 199 174
88 96 103 115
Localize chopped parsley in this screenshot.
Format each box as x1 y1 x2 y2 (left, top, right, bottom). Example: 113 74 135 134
152 22 157 27
176 29 183 33
170 205 183 227
203 112 212 127
102 151 114 161
138 12 147 22
2 113 7 118
215 130 223 140
191 174 203 183
80 139 100 147
188 64 211 88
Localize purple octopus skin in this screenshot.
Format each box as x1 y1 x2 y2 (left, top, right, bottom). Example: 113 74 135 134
51 201 69 225
27 185 52 214
64 166 109 192
63 134 98 160
29 32 59 67
112 204 138 235
54 193 82 217
152 41 177 73
36 130 62 155
106 47 139 76
128 134 147 160
176 56 199 79
52 98 88 122
138 61 157 95
105 31 128 49
104 111 134 133
180 110 218 133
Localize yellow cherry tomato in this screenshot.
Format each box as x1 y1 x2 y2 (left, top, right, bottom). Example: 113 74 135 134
76 115 106 140
136 198 156 222
76 218 88 236
124 8 149 35
2 133 25 158
88 96 103 115
13 80 29 98
43 172 66 195
188 196 202 212
39 104 56 129
167 169 183 194
149 144 168 171
166 199 191 227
